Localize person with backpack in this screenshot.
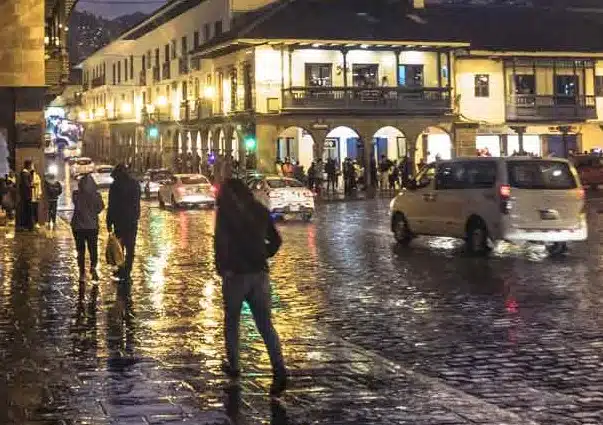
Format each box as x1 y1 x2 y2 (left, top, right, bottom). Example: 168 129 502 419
214 178 287 397
44 173 62 229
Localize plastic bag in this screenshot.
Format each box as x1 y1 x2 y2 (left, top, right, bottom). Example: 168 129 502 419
105 233 125 267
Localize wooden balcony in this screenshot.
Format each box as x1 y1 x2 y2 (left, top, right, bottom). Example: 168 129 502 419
179 57 189 75
162 62 171 80
91 75 106 88
281 86 451 114
506 95 597 122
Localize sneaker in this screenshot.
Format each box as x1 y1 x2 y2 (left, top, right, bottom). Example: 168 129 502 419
221 361 240 380
91 269 99 281
269 373 287 397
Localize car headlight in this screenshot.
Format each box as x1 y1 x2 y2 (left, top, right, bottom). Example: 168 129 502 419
47 164 58 176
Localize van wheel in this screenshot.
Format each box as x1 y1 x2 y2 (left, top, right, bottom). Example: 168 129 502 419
466 218 490 255
392 213 412 245
546 242 568 256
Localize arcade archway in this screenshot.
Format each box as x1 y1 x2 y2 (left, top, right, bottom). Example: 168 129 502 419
416 126 452 164
276 126 315 171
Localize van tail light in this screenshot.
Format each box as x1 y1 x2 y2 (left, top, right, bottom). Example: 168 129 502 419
499 184 511 199
499 184 512 214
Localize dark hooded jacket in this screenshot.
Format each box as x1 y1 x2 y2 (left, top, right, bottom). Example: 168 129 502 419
107 164 141 232
71 174 104 230
214 179 281 276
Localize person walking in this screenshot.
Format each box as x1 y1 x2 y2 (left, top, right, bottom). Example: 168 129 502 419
107 164 141 281
71 174 104 282
214 178 287 396
325 158 337 194
17 160 34 230
44 173 62 229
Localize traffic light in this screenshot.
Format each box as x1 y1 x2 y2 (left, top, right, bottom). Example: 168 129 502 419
148 126 159 139
244 137 256 151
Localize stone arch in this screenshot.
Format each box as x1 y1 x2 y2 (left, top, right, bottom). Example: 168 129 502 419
371 125 407 163
416 125 453 164
276 125 316 171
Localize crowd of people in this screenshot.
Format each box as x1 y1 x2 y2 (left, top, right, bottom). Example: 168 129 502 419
275 155 417 196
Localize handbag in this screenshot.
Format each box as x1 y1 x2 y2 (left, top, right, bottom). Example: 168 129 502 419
105 232 125 267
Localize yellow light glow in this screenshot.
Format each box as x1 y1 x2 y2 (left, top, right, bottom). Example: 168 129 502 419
96 107 105 117
121 102 132 114
203 86 215 99
360 44 369 49
155 96 167 107
78 111 87 121
146 103 156 114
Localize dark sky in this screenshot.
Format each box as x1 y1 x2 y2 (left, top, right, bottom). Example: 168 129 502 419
76 0 167 19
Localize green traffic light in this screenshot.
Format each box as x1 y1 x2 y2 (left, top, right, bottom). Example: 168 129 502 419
149 127 159 139
244 137 256 150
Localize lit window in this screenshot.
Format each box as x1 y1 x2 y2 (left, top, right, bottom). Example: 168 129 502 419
474 74 490 97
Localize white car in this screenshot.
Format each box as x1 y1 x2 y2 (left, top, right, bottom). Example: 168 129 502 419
70 157 95 177
158 174 216 208
390 157 587 255
141 169 174 199
249 175 315 221
92 165 114 188
62 144 81 159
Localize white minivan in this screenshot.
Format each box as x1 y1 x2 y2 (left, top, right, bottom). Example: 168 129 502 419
390 157 587 255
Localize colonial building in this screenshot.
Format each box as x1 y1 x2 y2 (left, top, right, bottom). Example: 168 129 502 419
77 0 603 181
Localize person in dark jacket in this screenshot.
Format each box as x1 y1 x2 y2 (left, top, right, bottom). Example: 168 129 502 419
17 160 33 230
72 174 104 282
107 163 141 280
214 178 287 396
44 173 62 229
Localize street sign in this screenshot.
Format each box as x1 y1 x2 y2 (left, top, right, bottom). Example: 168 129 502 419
324 138 337 149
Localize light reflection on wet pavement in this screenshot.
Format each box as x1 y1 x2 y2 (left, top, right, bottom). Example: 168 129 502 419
1 193 603 424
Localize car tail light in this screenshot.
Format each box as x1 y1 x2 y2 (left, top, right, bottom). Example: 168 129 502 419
210 185 217 194
577 187 585 200
499 184 512 214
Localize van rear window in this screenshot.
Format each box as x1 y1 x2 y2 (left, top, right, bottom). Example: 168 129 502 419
507 161 576 190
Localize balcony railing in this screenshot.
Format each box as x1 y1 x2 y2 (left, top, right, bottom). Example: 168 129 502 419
152 66 160 83
281 86 451 113
162 62 171 80
139 70 146 86
179 57 189 75
506 94 597 121
91 76 106 88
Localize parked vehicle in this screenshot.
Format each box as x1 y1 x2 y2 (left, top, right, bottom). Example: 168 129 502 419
158 174 216 209
141 168 174 199
390 157 587 255
572 155 603 190
248 175 315 221
91 165 114 188
70 157 95 177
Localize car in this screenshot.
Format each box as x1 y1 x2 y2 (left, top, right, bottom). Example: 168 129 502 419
248 175 315 221
572 155 603 190
70 157 95 177
141 168 174 199
158 174 216 208
390 157 587 256
92 165 114 188
62 144 81 159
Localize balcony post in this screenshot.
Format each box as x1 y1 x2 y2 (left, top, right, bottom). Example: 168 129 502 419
437 49 442 89
288 46 293 88
341 48 348 88
395 49 400 87
446 50 452 88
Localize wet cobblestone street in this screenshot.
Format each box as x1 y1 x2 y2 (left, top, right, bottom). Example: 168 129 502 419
1 196 603 424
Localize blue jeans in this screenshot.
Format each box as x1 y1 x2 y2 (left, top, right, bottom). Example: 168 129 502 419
222 271 285 375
